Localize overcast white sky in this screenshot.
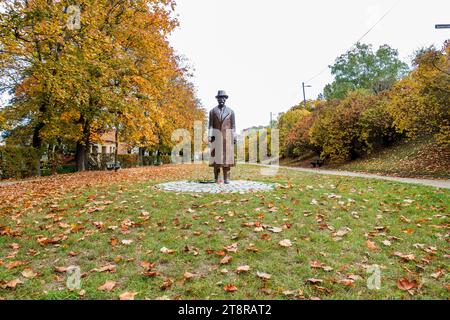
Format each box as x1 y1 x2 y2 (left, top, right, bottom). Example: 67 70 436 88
169 0 450 131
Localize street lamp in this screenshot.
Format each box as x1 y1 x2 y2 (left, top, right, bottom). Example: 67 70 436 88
270 112 278 128
302 82 312 107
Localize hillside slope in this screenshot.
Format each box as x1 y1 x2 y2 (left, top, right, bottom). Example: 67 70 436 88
281 137 450 179
333 137 449 179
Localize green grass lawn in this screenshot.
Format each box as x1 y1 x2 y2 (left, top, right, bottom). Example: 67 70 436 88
0 164 448 300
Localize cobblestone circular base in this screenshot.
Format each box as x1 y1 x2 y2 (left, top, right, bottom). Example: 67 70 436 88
156 180 275 194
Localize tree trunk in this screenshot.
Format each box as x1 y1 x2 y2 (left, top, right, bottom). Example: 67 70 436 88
32 122 44 176
138 147 145 166
32 98 48 176
76 116 90 172
114 129 119 172
76 142 87 171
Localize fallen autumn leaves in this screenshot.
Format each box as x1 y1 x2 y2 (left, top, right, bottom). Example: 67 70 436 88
0 164 448 300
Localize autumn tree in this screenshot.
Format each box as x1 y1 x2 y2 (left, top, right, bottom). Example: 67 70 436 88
284 100 330 157
310 90 396 162
277 107 310 157
0 0 204 173
387 41 450 149
0 0 71 174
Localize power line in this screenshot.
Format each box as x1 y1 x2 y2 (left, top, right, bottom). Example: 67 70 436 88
305 0 401 84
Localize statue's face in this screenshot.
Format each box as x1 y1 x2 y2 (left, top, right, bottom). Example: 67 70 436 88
217 96 227 106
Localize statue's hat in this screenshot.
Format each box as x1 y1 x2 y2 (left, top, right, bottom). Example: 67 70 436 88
216 90 228 98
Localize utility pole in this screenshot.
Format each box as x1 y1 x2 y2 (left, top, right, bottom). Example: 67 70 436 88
302 82 312 107
270 112 273 128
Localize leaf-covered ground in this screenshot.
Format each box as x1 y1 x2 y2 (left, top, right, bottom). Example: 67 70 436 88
0 164 448 300
281 137 450 179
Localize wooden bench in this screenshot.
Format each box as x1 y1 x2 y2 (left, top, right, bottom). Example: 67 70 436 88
106 161 121 170
310 158 324 168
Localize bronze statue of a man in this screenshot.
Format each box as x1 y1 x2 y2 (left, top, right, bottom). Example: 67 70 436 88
208 90 236 184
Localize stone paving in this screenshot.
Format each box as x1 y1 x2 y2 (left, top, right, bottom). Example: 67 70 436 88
155 180 276 193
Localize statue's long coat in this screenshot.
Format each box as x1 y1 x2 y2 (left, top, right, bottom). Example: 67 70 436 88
208 106 236 167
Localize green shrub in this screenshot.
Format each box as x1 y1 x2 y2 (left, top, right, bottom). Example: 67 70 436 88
160 154 171 164
57 165 77 174
0 146 39 179
41 151 65 176
117 154 139 168
142 156 154 166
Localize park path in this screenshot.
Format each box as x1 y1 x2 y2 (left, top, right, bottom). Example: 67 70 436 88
248 163 450 189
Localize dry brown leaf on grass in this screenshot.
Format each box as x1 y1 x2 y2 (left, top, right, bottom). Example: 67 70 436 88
93 221 105 229
333 228 350 237
282 289 304 297
160 247 175 254
278 239 292 247
382 240 392 246
220 255 232 265
306 278 323 284
393 252 416 261
183 272 197 280
309 260 333 271
236 265 250 273
143 271 158 277
267 226 283 233
119 291 137 300
37 234 67 246
21 268 38 279
397 278 418 291
335 274 360 287
430 270 444 279
87 206 106 213
366 240 380 251
1 278 23 289
336 279 354 286
91 264 117 273
139 261 155 270
246 244 259 253
160 278 174 290
256 272 272 280
5 260 27 269
98 280 116 292
54 266 68 273
224 243 238 253
121 239 134 246
223 284 238 292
